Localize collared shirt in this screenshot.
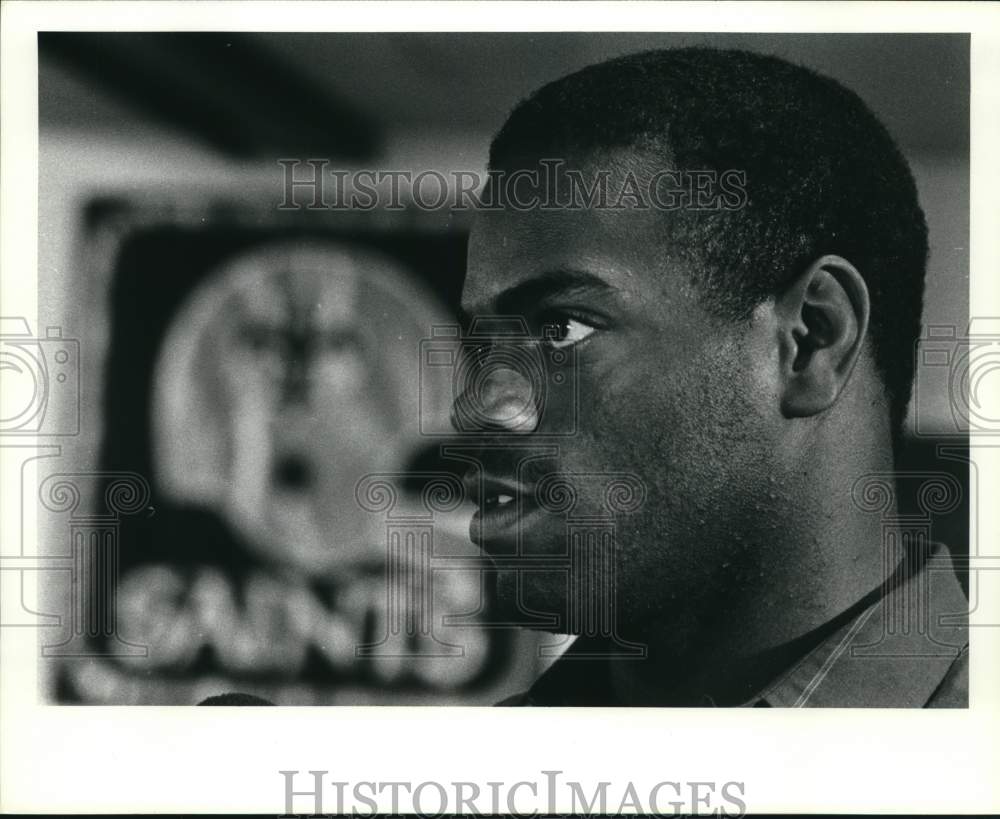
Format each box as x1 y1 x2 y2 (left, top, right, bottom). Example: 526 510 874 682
499 543 968 708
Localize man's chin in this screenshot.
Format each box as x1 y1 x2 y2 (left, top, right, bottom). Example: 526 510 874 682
489 568 576 633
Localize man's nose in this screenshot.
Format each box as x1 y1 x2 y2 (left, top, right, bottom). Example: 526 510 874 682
450 362 540 434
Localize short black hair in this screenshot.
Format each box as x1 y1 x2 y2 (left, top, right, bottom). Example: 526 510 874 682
489 47 928 441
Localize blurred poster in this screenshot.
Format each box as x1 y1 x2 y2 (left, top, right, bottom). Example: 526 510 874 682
154 242 446 573
52 199 540 705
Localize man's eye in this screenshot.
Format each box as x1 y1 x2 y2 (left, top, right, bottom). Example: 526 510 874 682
544 317 596 349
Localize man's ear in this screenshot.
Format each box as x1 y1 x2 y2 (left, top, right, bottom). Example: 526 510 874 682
774 254 871 418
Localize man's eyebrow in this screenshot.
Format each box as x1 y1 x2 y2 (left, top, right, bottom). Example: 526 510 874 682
460 269 615 326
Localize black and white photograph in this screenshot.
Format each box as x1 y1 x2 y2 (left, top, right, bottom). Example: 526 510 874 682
2 2 999 815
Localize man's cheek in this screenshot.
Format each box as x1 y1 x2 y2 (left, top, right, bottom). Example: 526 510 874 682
587 380 678 469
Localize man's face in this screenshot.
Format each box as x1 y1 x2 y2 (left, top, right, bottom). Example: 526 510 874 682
459 162 779 641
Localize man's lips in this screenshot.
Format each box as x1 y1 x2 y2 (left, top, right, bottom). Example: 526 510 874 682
464 474 543 546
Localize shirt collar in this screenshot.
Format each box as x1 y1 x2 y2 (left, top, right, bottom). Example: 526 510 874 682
749 543 967 708
520 543 967 708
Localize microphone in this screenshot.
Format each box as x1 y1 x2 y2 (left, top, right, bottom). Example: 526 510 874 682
198 691 276 706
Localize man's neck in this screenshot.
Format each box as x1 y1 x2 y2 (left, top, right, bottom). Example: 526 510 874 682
606 580 885 706
606 453 899 707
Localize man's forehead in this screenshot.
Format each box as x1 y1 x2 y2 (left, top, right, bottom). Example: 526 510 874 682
461 190 681 318
463 206 606 313
461 143 695 305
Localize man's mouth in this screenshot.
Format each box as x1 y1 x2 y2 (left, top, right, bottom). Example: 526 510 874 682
466 476 543 547
484 492 516 510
